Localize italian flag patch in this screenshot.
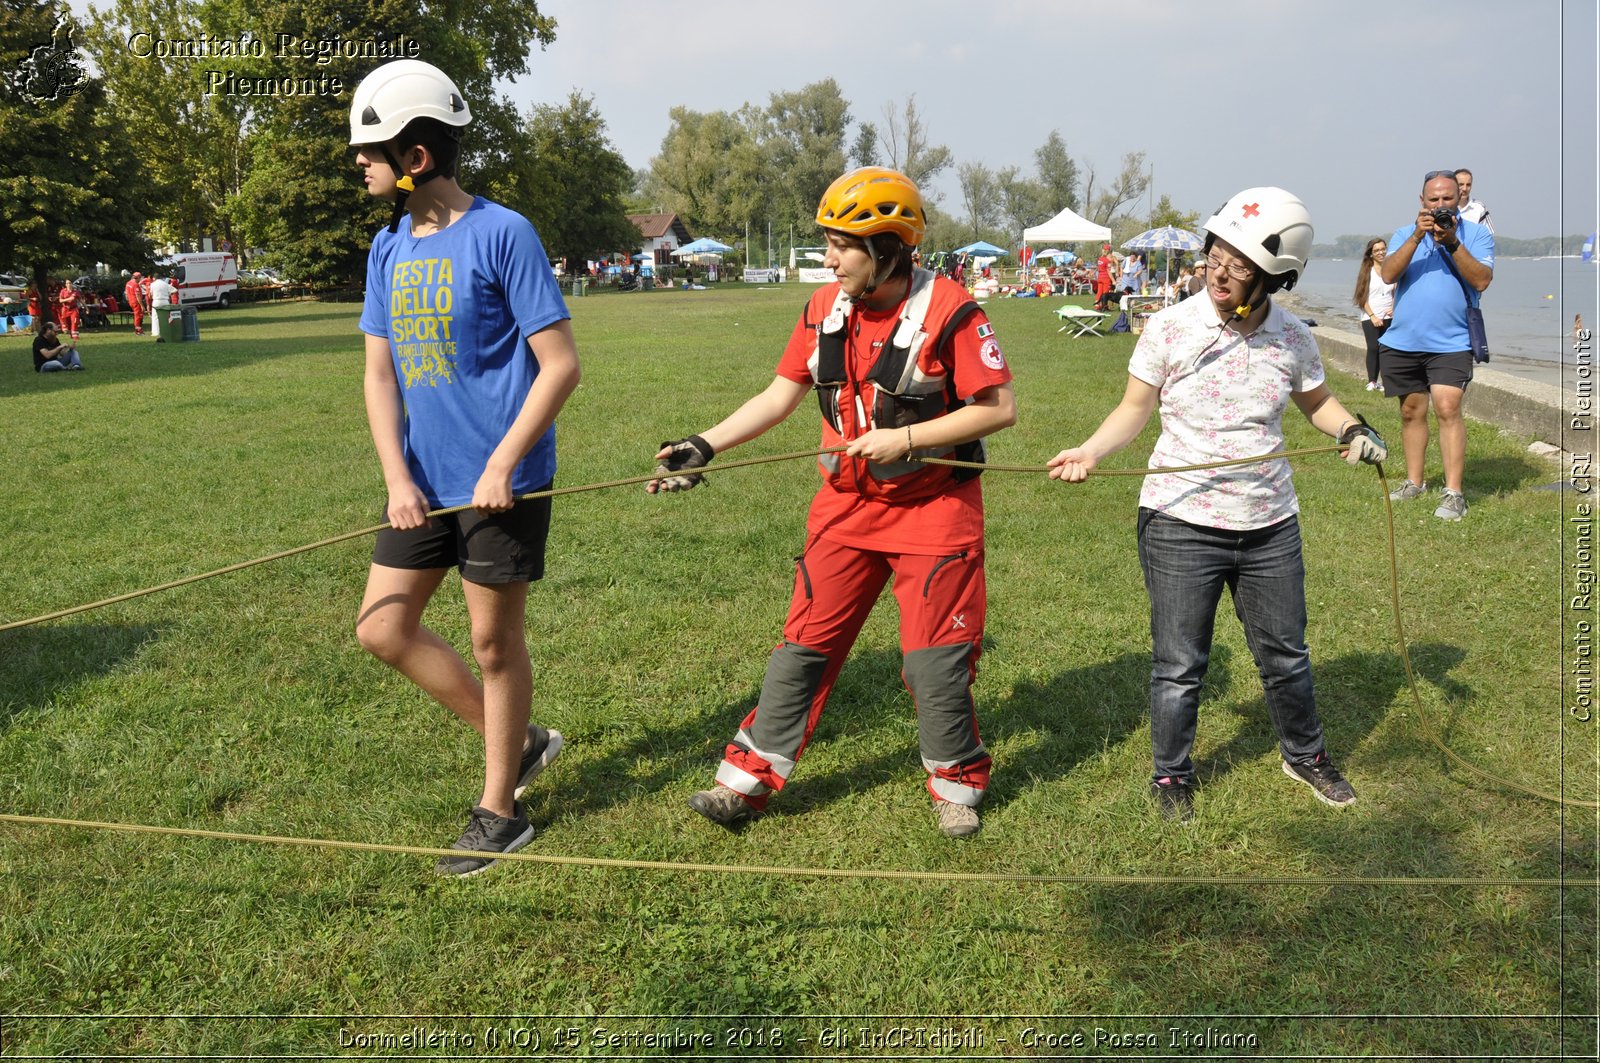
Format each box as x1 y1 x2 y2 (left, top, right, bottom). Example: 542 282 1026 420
976 323 994 339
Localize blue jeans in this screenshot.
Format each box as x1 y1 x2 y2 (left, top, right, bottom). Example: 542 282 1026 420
1136 508 1327 783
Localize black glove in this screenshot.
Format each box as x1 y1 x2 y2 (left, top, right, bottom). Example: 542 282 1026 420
1339 414 1387 466
653 435 715 491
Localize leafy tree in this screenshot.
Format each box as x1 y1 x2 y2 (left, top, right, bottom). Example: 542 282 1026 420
996 165 1052 238
0 3 156 319
1033 130 1079 212
849 121 878 168
759 79 849 234
81 0 558 285
80 0 246 252
1147 194 1200 232
489 91 638 269
644 105 768 235
956 161 1001 242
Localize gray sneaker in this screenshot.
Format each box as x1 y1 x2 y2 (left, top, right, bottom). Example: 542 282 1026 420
1388 479 1427 502
1434 488 1467 520
435 803 535 877
514 725 563 799
934 800 981 838
688 786 757 829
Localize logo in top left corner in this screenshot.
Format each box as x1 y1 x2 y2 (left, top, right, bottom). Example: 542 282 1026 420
9 13 89 107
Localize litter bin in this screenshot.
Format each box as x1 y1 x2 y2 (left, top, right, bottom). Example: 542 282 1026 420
569 277 586 297
162 305 200 342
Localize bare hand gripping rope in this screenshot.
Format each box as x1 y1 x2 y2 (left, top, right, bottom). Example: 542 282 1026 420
3 441 1592 880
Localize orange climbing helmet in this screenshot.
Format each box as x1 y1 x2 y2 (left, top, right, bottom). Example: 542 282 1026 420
815 167 925 247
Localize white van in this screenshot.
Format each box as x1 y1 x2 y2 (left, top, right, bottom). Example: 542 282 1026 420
160 252 239 308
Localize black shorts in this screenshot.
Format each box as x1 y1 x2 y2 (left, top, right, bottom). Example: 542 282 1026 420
371 487 552 585
1378 347 1473 397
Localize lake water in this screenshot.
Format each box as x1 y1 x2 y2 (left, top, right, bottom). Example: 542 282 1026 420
1287 256 1598 374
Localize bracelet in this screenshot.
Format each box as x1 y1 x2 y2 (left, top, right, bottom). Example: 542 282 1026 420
905 425 915 460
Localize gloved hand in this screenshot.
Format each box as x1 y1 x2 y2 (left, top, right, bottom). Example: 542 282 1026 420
1339 415 1387 466
650 435 715 492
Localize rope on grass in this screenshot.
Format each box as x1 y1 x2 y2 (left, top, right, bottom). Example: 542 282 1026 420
0 447 844 634
0 812 1572 889
4 441 1593 836
924 451 1600 813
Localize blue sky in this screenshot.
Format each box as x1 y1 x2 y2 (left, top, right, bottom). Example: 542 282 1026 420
64 0 1597 242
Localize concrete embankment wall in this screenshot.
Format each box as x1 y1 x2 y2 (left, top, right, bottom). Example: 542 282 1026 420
1310 324 1567 445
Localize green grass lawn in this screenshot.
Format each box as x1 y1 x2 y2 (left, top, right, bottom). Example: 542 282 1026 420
0 291 1593 1057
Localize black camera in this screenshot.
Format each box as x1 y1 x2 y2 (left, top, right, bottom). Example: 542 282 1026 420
1430 207 1455 226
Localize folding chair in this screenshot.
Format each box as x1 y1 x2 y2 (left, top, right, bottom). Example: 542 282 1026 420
1055 306 1109 338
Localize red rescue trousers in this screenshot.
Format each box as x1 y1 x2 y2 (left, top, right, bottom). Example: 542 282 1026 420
713 534 992 808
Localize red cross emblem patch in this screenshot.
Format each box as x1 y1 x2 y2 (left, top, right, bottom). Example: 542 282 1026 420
1242 202 1260 219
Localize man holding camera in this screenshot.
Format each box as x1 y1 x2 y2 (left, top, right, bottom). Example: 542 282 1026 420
1376 170 1494 521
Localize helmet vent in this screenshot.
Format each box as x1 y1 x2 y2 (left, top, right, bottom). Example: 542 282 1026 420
1262 234 1281 254
449 94 465 113
361 106 381 126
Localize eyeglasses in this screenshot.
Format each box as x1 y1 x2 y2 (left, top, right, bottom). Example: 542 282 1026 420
1204 255 1256 281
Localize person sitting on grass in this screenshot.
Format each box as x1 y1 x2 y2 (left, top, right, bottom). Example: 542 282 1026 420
1046 187 1386 822
649 166 1017 839
32 320 82 372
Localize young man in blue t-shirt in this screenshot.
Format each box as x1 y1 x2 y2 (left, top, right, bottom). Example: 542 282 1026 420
350 60 582 876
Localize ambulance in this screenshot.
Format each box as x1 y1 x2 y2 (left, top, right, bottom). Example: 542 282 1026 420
159 252 239 308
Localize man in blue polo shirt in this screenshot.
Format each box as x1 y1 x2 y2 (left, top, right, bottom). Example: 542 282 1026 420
1377 170 1494 520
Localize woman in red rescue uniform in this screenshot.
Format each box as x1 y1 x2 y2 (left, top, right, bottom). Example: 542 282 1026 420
649 167 1017 838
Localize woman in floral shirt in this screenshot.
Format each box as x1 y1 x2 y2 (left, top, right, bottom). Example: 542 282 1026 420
1047 188 1386 822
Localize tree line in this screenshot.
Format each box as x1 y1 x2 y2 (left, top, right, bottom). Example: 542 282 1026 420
2 0 1206 295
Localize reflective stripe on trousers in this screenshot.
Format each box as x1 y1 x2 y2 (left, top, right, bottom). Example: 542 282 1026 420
715 535 991 808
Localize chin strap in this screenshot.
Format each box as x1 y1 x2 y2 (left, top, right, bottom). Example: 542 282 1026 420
855 234 900 299
379 146 444 234
1232 274 1269 320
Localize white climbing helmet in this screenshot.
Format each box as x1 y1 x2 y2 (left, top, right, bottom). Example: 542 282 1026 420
348 60 471 145
1201 187 1314 289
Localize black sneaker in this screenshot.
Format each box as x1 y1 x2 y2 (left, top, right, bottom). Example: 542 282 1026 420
1150 777 1195 821
514 725 563 799
1282 753 1357 807
688 786 758 829
435 803 535 877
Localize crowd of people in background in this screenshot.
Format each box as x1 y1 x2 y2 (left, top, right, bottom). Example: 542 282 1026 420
13 270 187 369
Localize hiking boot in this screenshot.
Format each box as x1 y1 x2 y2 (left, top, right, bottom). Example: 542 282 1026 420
688 786 757 829
1282 753 1357 807
435 803 535 877
514 725 563 799
934 800 981 838
1388 480 1426 502
1433 488 1467 521
1150 777 1195 822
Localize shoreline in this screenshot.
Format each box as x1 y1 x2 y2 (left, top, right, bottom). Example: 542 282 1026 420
1279 295 1569 446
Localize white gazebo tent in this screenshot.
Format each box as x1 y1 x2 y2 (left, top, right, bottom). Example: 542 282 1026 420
1021 206 1112 272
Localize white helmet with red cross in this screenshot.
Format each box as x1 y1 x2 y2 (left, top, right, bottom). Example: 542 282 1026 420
1202 187 1314 290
